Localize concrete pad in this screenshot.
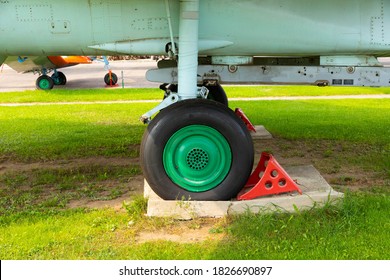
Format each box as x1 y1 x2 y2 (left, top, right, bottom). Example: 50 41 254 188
250 125 273 139
145 165 343 219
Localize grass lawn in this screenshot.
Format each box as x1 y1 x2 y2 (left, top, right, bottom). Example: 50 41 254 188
0 86 389 260
1 191 389 260
0 85 389 103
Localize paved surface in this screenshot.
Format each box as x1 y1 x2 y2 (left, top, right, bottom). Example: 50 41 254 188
0 59 160 92
2 57 390 92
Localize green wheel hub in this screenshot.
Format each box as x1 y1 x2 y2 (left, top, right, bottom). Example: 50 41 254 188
39 78 51 90
163 125 232 192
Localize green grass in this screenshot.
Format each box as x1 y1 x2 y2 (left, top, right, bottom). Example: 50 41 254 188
0 87 389 260
0 165 141 215
1 99 388 161
0 191 389 259
0 103 152 160
0 85 389 103
226 85 390 98
238 99 390 177
216 190 390 260
233 99 390 144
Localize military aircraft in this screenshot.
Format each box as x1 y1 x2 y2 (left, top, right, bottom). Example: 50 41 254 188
2 55 118 90
1 0 390 201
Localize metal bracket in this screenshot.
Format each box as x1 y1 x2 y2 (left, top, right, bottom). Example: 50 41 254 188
140 86 208 124
140 93 179 124
197 86 209 99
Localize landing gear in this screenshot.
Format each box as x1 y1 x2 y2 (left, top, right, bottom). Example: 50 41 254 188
36 69 65 90
141 99 254 200
205 83 228 106
51 71 67 85
104 71 118 86
159 83 228 106
141 0 252 201
36 75 54 90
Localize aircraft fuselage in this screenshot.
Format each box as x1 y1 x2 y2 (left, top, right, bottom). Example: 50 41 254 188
1 0 390 57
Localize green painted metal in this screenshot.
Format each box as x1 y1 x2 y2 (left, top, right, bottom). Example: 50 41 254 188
1 0 390 57
163 125 232 192
38 77 52 90
0 55 6 66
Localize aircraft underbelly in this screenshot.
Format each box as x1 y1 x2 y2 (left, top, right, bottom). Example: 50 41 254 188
0 0 390 56
198 0 387 56
4 56 56 73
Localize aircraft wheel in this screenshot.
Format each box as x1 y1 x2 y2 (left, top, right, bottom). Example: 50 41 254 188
51 72 67 85
104 72 118 85
36 75 54 90
205 83 228 106
141 99 254 200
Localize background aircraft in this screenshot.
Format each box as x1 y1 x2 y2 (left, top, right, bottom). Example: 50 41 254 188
1 0 389 201
2 55 118 90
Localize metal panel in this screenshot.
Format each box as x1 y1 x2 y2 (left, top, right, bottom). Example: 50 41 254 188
1 0 390 56
370 0 390 46
89 0 123 44
146 64 390 87
15 3 54 22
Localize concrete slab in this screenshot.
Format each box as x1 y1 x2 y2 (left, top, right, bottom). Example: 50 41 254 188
145 165 343 219
250 125 273 139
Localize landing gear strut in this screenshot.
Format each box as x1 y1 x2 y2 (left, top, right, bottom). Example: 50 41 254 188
102 57 118 86
141 99 254 200
140 0 254 200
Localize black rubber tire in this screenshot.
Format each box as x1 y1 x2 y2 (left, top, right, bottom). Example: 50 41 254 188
205 83 228 106
36 75 54 90
51 71 67 86
104 72 118 85
141 99 254 200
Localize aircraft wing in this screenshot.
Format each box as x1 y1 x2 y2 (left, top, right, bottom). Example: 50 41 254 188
4 56 92 74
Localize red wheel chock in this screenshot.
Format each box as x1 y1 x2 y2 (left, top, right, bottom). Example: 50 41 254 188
105 70 118 88
235 108 256 132
109 70 113 86
237 152 302 200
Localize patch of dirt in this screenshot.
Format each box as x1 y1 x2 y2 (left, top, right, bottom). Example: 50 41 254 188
0 156 139 176
67 174 144 210
0 156 143 210
253 138 387 191
0 139 386 210
1 138 387 243
136 222 226 244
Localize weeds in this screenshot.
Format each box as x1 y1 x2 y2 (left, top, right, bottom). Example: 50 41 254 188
0 165 142 215
122 195 148 222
